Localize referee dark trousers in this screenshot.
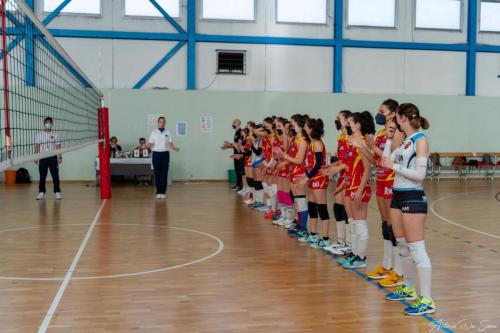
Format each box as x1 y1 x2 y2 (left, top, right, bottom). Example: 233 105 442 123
234 157 244 188
39 155 61 193
152 151 170 194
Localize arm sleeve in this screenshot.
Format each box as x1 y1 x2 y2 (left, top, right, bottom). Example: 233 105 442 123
392 157 428 182
306 152 323 178
251 145 262 155
382 139 392 158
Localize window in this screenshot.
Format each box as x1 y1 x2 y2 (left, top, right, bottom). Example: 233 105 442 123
416 0 461 30
217 50 246 74
480 1 500 32
347 0 396 28
202 0 255 21
43 0 101 15
276 0 327 24
125 0 180 18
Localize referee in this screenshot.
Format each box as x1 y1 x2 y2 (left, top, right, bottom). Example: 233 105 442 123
148 116 180 199
35 117 62 200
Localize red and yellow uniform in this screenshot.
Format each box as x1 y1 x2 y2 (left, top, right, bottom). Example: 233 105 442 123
276 136 289 178
244 137 253 168
307 139 329 190
263 133 275 176
335 133 349 188
344 138 371 203
289 136 307 183
374 129 395 199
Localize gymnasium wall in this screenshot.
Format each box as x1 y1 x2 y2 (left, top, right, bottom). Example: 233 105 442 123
7 89 500 181
34 0 500 96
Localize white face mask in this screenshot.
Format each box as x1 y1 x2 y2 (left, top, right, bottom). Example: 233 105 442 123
45 122 52 130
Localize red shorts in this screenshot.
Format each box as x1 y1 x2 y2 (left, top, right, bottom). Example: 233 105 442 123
376 179 394 199
277 165 289 178
345 186 372 203
308 176 329 190
290 172 306 184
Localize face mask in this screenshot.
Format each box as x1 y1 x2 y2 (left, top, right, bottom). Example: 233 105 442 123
45 123 52 130
277 129 283 136
232 124 236 129
345 125 353 136
335 120 342 131
375 113 386 126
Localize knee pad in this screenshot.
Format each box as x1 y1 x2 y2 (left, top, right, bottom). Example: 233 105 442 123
355 220 369 241
381 221 390 240
308 202 318 218
289 190 295 202
295 196 308 212
333 203 344 222
387 225 397 246
408 241 432 268
317 204 329 221
396 238 410 258
254 181 263 191
247 178 254 187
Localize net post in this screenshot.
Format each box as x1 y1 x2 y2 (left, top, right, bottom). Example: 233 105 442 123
1 0 11 148
98 107 111 199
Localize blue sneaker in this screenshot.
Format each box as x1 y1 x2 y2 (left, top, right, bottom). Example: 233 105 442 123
290 229 306 238
299 234 317 244
385 285 418 301
343 256 367 269
272 213 282 221
404 296 437 315
311 238 331 249
336 254 356 265
251 202 265 209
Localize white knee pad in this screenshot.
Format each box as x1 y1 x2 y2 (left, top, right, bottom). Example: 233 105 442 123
296 197 308 212
355 220 369 241
396 238 411 258
408 240 432 268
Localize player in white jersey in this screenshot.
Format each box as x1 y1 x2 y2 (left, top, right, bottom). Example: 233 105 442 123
381 103 436 316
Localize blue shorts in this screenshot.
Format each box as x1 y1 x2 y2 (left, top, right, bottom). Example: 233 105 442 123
252 159 264 168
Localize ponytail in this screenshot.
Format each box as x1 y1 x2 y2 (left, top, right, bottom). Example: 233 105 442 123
398 103 430 130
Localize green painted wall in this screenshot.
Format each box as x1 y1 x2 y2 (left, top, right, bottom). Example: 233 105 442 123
8 89 500 181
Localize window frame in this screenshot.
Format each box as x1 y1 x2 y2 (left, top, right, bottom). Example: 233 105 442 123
200 0 257 23
123 0 181 20
275 0 329 26
345 0 398 29
42 0 102 17
479 0 500 33
414 0 463 32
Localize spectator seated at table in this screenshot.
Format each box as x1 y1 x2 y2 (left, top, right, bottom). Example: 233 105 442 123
110 136 122 158
134 137 151 157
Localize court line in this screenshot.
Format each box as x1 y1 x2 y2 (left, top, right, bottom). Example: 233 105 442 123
0 224 224 281
37 199 107 333
430 191 500 240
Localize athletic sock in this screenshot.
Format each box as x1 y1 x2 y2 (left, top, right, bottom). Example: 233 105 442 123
394 249 403 276
408 240 432 299
336 221 346 243
349 219 358 255
396 237 417 290
383 240 393 271
356 220 369 259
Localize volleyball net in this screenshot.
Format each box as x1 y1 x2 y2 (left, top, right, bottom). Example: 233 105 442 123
0 0 104 173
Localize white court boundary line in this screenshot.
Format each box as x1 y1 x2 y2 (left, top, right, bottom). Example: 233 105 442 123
37 200 107 333
0 224 224 281
430 190 500 240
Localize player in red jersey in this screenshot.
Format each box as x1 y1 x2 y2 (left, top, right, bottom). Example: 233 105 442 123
341 111 375 269
297 118 333 249
276 114 309 236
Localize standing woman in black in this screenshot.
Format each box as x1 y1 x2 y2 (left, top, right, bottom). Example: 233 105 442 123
148 117 180 199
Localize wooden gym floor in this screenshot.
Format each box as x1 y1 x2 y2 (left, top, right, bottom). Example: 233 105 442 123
0 180 499 333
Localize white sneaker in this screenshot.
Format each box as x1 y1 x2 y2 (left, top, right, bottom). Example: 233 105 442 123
237 189 248 195
273 216 285 225
36 192 45 200
161 194 166 199
55 192 62 200
244 198 254 205
156 194 162 199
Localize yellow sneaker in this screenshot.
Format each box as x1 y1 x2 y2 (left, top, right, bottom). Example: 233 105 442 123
379 271 404 288
367 266 392 280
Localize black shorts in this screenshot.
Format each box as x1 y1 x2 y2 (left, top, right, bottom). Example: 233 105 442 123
390 190 428 214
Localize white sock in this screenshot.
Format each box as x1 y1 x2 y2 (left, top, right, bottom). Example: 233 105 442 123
349 219 358 256
345 221 351 245
383 240 394 271
355 220 369 259
286 207 294 220
256 190 264 203
396 238 417 290
394 245 403 276
408 240 432 299
266 198 272 207
336 221 346 243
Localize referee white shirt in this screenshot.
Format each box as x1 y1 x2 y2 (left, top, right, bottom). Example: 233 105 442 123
36 130 60 153
149 129 173 152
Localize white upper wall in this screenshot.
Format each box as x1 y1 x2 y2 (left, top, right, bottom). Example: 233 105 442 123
33 0 500 95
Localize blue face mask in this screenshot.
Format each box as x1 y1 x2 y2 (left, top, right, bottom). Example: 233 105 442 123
375 113 386 126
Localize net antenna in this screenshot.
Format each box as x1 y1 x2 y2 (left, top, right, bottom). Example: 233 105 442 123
0 0 110 197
